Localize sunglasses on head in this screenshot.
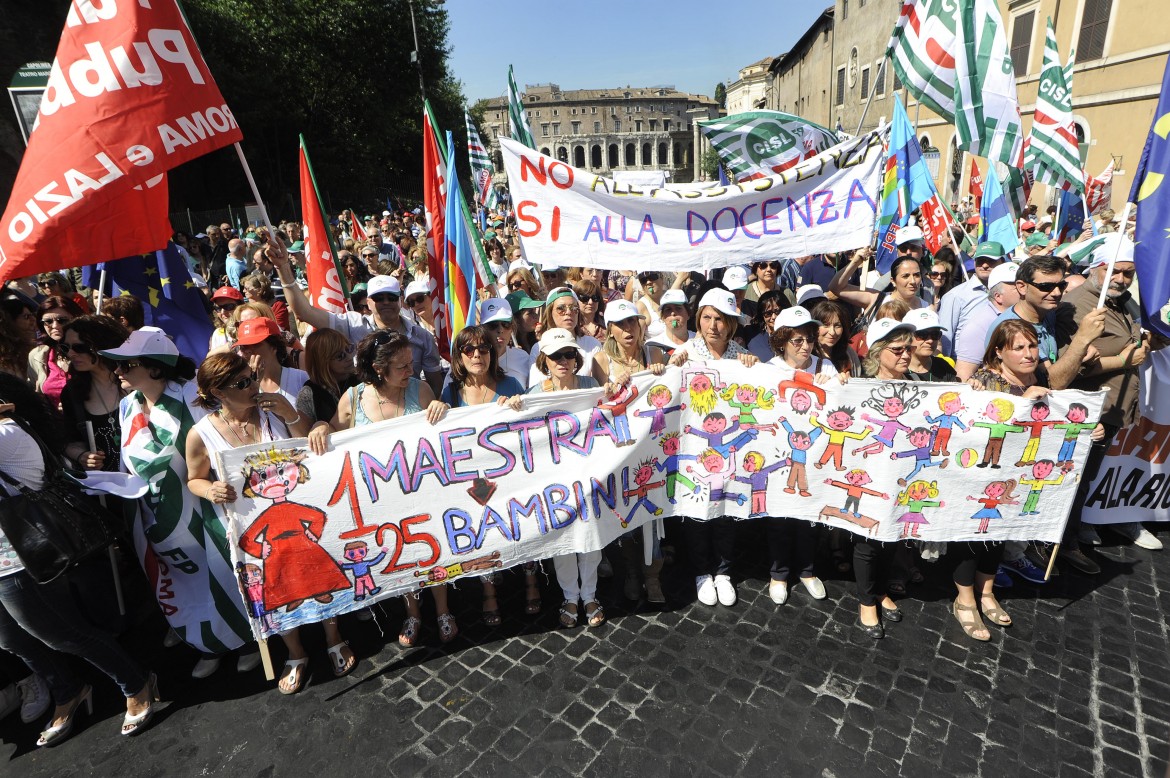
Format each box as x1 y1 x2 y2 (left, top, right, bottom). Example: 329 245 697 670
548 348 578 362
459 344 492 357
57 341 94 357
370 293 400 303
225 376 254 391
1027 279 1068 293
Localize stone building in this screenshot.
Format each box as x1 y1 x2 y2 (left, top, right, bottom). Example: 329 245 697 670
725 56 773 114
761 0 1168 209
479 83 720 183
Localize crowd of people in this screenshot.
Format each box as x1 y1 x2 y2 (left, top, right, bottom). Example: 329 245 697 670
0 203 1161 749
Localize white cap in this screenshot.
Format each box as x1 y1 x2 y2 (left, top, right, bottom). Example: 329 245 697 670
382 210 391 217
604 298 646 325
510 259 535 272
404 279 433 299
902 307 948 332
367 275 402 297
537 327 585 356
697 288 740 318
895 225 925 246
539 260 562 273
1088 233 1136 268
796 284 824 306
1038 215 1053 226
865 318 916 349
98 326 180 365
987 262 1020 289
479 297 512 324
722 265 750 290
660 289 688 307
773 306 820 332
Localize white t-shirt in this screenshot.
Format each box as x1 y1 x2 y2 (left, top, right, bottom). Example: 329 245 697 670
0 420 44 577
766 355 838 377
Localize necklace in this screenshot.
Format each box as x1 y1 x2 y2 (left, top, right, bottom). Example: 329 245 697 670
462 380 495 406
218 408 257 447
375 385 405 421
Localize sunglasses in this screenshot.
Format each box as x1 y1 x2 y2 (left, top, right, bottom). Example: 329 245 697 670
58 341 94 357
115 360 143 372
333 344 356 360
579 295 603 305
638 272 660 283
548 348 578 362
460 344 492 357
762 308 781 319
361 253 377 260
787 337 811 347
38 280 60 288
928 271 948 279
885 346 910 356
405 295 427 307
756 262 782 271
225 376 254 391
1027 279 1068 294
214 303 238 313
41 316 71 326
913 329 943 340
370 293 400 303
508 281 526 290
485 320 513 330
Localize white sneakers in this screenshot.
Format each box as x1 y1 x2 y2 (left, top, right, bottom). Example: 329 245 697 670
1113 523 1164 550
695 576 718 606
769 580 789 605
713 575 737 606
801 576 827 600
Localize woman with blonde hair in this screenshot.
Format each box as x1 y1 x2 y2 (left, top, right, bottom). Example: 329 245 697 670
505 266 544 301
295 328 357 424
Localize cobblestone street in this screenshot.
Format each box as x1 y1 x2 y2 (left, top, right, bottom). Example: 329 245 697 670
5 523 1168 777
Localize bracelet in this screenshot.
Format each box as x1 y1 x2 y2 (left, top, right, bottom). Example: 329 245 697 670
285 414 302 427
280 282 298 289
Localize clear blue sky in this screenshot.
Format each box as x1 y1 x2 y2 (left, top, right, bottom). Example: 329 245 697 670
447 1 829 104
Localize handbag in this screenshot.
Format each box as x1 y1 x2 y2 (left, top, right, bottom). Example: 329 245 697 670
0 416 120 583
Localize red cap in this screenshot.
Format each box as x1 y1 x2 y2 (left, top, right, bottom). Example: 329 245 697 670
1021 221 1037 231
965 216 980 226
211 286 244 303
232 317 282 347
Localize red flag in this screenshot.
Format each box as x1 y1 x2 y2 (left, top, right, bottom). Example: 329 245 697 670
349 209 369 241
919 195 955 254
299 136 347 314
968 158 984 210
0 0 242 284
422 104 450 360
1085 159 1114 216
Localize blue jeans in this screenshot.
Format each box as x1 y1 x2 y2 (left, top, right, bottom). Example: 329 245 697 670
0 570 147 704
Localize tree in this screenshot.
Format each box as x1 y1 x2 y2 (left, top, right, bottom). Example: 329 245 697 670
700 149 725 182
714 82 726 109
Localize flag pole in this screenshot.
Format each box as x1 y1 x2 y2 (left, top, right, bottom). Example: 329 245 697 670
1095 201 1133 309
233 143 276 236
94 268 107 314
86 421 125 616
855 57 889 136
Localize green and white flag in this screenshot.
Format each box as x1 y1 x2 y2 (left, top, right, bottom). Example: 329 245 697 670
464 111 499 210
507 65 535 149
697 111 839 181
887 0 958 119
1025 19 1083 192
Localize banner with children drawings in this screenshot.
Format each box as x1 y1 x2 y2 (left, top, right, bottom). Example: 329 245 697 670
217 364 1104 639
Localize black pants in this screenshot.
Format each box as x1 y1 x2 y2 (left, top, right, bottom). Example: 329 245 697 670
950 542 1005 587
852 537 892 607
767 517 817 581
686 517 735 577
1063 424 1118 543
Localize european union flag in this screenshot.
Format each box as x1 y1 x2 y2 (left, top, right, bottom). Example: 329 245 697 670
980 169 1020 255
875 96 941 273
1129 55 1170 340
83 243 214 362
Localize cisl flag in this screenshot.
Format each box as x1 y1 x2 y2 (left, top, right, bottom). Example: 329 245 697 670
299 135 347 314
0 0 242 284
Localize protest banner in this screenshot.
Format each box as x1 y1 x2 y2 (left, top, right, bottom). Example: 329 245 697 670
218 363 1103 640
1083 351 1170 524
499 131 884 272
0 0 242 284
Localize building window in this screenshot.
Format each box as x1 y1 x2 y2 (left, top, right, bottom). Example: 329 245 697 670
658 142 668 165
635 120 643 132
649 119 657 131
641 142 652 166
553 109 559 116
842 0 848 20
574 146 585 167
594 121 601 133
614 119 621 133
557 147 568 162
835 67 846 106
540 147 551 157
875 61 886 96
1078 0 1113 61
591 107 597 114
542 123 550 137
571 108 577 115
860 66 870 100
663 119 671 132
1010 10 1035 76
572 121 581 134
894 68 903 92
608 144 619 167
552 122 560 135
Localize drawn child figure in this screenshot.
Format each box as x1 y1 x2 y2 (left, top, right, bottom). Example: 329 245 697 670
925 390 972 457
621 459 666 527
778 416 822 496
685 412 759 457
734 451 790 516
890 426 949 486
1018 459 1071 516
967 480 1019 533
825 469 889 518
237 562 280 633
598 380 640 447
720 383 779 434
789 389 814 415
634 384 686 438
895 480 944 539
340 541 389 601
1053 403 1096 467
854 383 924 457
654 432 699 504
776 371 827 410
811 407 873 471
680 366 723 417
973 399 1027 469
686 447 748 507
1012 402 1058 466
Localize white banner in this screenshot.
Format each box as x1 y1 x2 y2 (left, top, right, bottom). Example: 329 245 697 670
500 131 884 271
218 364 1102 640
1083 350 1170 524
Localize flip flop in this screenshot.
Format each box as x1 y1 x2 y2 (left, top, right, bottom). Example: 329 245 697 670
327 642 356 677
278 658 309 694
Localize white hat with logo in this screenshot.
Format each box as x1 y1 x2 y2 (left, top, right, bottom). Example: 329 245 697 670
722 265 750 290
697 288 740 318
478 297 512 324
773 305 820 331
865 317 916 349
604 299 646 325
367 275 402 297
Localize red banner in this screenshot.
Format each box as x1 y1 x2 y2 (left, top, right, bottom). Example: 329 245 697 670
968 158 983 210
423 105 450 360
1086 159 1114 216
349 209 369 241
920 195 954 255
299 137 346 314
0 0 241 284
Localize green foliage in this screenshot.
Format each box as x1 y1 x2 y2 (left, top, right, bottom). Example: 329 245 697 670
714 82 726 109
700 148 725 181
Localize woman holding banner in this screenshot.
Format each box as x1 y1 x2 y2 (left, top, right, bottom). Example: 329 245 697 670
308 331 455 647
668 289 759 607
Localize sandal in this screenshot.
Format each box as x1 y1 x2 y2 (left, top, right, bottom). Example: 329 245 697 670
398 616 421 648
525 584 542 616
278 658 310 694
559 600 578 628
437 612 458 643
327 642 357 677
482 596 502 627
980 596 1012 627
952 600 991 642
584 601 606 628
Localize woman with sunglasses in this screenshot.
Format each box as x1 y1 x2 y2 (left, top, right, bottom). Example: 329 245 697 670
571 279 607 342
402 279 437 337
100 329 257 686
308 331 455 647
829 250 926 348
480 298 531 388
29 296 85 410
296 328 358 424
505 267 544 301
233 317 309 407
528 287 601 386
745 289 789 362
567 267 621 304
440 326 534 624
58 316 132 474
36 272 90 314
902 308 958 382
209 287 244 351
924 251 960 311
187 352 331 693
743 260 782 319
527 328 609 626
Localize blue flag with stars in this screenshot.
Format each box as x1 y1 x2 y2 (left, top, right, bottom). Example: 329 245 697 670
1129 55 1170 340
875 96 941 273
83 243 214 362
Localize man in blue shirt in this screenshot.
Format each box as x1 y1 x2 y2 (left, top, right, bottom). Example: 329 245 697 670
938 241 1006 356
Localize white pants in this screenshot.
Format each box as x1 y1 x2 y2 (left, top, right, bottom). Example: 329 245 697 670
553 550 603 603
